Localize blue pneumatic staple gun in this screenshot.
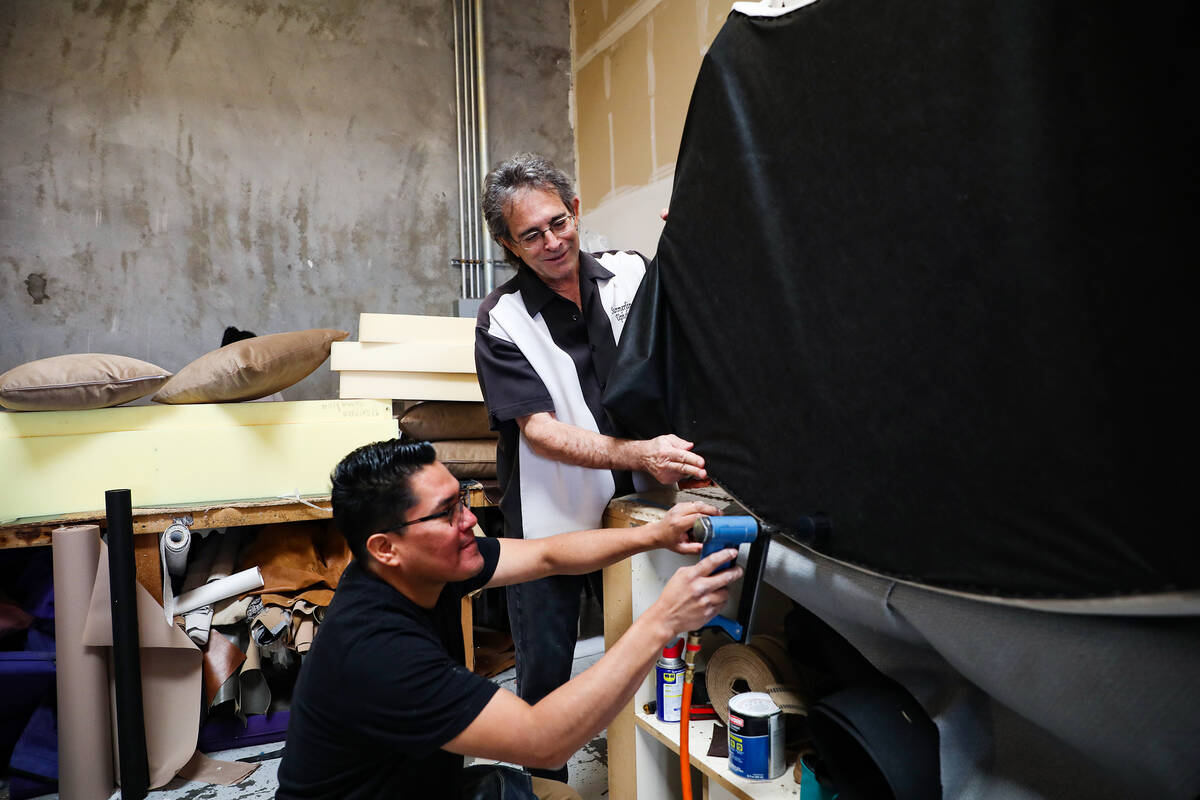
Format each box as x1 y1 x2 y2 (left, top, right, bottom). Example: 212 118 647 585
690 516 771 642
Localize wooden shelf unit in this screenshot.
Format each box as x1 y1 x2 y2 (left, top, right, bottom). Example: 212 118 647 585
634 711 797 800
602 487 801 799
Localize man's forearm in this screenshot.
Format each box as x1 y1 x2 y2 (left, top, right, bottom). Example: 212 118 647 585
520 412 642 471
488 522 667 589
538 521 663 575
524 609 671 765
519 411 705 484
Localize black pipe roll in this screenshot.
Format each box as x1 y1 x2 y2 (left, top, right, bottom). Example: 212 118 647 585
105 488 149 800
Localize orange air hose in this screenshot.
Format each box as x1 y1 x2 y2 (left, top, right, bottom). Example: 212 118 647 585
680 679 694 797
680 632 703 798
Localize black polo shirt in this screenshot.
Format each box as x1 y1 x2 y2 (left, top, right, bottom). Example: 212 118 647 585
275 537 501 800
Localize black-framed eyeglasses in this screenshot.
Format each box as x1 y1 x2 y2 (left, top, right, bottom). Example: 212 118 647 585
513 213 576 252
393 486 471 530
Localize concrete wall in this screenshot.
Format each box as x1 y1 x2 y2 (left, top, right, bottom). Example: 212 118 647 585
0 0 573 400
571 0 727 256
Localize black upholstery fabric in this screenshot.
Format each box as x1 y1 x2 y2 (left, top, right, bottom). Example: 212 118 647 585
605 2 1196 597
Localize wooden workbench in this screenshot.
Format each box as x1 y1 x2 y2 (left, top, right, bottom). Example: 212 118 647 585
0 482 496 548
0 482 499 672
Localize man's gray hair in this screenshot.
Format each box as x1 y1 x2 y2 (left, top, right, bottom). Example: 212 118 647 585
482 153 576 267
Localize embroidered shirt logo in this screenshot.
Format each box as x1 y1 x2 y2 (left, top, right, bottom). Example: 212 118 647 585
611 301 632 323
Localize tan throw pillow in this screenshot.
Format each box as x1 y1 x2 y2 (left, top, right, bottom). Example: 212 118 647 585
399 401 495 441
153 329 348 404
432 439 498 479
0 354 172 411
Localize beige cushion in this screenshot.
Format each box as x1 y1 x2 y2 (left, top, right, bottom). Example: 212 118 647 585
153 329 348 404
0 354 171 411
399 401 495 441
432 439 497 479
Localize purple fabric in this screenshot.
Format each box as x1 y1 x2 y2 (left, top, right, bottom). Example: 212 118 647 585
198 710 291 752
0 654 55 770
9 773 56 800
9 699 58 782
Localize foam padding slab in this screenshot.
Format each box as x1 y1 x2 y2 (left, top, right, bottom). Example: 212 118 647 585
0 400 397 522
357 312 476 344
330 341 476 373
337 371 483 402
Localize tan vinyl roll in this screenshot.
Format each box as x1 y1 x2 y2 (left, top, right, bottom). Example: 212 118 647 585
52 525 116 800
82 540 204 788
705 637 808 724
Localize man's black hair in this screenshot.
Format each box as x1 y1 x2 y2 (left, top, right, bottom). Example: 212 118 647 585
330 439 437 563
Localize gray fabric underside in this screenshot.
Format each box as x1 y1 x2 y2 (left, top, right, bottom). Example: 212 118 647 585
764 541 1200 799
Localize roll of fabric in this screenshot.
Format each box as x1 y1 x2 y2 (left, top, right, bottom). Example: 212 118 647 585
706 638 808 724
249 605 291 651
81 539 250 789
159 522 191 623
201 631 246 709
174 567 264 615
180 534 220 645
51 525 115 800
161 523 191 579
239 638 272 716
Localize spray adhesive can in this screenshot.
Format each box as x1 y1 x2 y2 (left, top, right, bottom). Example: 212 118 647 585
727 692 785 780
655 639 685 723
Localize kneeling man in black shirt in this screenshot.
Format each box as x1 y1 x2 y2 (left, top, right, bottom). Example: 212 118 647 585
275 439 741 800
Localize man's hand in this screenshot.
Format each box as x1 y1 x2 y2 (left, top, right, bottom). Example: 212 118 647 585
651 501 720 555
651 548 742 634
638 434 707 484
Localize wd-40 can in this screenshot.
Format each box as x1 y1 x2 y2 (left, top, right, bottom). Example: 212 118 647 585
727 692 785 780
655 639 685 723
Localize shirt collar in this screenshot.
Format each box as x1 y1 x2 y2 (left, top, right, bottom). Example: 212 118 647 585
516 252 615 316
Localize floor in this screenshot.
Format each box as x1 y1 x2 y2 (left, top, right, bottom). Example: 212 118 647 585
11 637 610 800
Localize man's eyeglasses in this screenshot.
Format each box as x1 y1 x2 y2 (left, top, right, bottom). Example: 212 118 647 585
513 213 576 252
393 487 471 529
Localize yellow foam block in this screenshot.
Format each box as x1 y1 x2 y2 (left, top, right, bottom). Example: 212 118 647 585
358 313 476 344
0 399 398 523
330 341 476 374
338 371 483 402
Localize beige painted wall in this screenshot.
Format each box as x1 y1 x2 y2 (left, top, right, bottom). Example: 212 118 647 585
571 0 729 256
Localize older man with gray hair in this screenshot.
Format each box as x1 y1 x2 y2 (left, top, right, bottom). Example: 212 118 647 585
474 153 705 782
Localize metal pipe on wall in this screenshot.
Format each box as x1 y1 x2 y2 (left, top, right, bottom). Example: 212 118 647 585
452 0 467 299
474 0 494 295
463 0 477 292
471 0 482 298
451 0 492 303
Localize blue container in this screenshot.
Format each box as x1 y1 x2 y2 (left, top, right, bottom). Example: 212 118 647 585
727 692 785 780
655 639 685 722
